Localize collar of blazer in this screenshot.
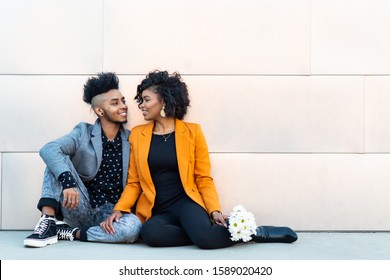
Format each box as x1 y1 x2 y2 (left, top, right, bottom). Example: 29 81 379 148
137 119 191 191
91 119 103 167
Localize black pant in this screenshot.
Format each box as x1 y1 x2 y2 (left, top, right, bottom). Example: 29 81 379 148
141 196 236 249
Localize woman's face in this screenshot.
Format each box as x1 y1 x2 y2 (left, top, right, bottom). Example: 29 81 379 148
139 89 164 121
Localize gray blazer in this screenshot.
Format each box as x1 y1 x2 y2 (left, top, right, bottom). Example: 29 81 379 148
39 120 130 188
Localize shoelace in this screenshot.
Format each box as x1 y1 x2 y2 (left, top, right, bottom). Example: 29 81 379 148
57 228 75 241
33 218 50 235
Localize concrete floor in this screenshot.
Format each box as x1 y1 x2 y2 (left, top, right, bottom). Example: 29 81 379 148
1 231 390 260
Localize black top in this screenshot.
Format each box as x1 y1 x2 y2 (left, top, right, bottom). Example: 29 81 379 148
148 132 185 214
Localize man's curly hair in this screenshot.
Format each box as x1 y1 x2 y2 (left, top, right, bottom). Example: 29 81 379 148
135 70 190 120
83 72 119 104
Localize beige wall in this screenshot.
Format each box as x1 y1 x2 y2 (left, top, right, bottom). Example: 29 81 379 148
1 0 390 230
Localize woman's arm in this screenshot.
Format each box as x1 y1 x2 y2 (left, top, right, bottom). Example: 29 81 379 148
113 133 142 213
193 124 223 215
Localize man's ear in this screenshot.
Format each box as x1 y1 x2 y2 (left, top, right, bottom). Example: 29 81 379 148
93 106 104 117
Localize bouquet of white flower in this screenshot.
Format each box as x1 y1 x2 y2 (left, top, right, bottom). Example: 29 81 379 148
228 205 257 242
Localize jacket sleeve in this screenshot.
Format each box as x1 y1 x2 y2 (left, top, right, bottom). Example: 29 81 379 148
39 123 86 179
113 130 142 213
193 124 222 214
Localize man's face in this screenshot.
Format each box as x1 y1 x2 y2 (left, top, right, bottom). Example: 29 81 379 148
95 89 128 124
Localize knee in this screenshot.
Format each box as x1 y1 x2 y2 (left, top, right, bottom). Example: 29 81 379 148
116 214 142 243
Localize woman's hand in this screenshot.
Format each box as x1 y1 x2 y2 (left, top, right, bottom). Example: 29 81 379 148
62 188 79 209
211 211 228 227
100 210 123 235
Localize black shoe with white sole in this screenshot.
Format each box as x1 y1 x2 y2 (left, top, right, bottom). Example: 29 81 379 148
56 223 79 241
24 214 58 248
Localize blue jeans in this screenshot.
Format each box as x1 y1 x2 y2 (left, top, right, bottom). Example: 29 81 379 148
38 158 141 243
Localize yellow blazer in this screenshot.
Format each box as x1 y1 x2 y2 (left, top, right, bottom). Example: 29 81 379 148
114 119 222 223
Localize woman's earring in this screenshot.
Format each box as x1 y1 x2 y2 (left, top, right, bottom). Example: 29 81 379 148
160 106 166 118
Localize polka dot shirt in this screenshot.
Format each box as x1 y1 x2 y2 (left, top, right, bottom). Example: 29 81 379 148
84 130 123 209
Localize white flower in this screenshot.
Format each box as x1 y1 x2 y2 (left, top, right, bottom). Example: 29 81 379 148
228 204 257 242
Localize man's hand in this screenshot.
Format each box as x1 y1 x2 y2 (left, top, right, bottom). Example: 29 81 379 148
62 188 79 209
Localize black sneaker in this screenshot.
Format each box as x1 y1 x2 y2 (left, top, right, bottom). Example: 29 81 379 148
24 214 58 248
56 222 79 241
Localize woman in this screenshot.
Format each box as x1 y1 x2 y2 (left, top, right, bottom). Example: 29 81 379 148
101 70 297 249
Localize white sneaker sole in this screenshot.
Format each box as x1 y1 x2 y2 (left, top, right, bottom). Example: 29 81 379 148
24 236 58 248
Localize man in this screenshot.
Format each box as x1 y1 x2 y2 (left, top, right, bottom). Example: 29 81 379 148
24 72 141 248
